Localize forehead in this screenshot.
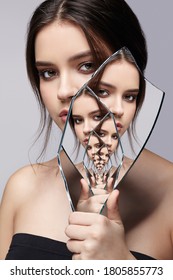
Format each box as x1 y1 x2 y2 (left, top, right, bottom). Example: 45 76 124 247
73 94 98 111
101 118 116 129
35 21 90 60
89 135 100 145
101 60 140 87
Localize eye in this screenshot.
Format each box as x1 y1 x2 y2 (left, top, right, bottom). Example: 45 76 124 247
95 143 102 149
124 94 138 102
97 131 106 138
38 69 57 80
93 114 102 121
97 89 109 98
112 133 118 140
73 118 83 124
79 62 95 73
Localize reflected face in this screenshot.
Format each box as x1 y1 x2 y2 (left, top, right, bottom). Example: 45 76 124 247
35 21 96 130
72 59 139 151
96 60 140 136
72 94 103 146
85 135 109 172
94 146 110 165
96 118 118 155
86 135 104 160
93 150 109 171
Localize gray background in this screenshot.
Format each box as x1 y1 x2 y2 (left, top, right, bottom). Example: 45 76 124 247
0 0 172 199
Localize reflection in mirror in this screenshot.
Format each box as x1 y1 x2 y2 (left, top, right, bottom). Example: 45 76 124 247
57 47 165 214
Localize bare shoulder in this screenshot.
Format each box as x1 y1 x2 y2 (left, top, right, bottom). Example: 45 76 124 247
0 165 34 258
142 149 173 182
2 164 40 202
0 159 58 259
1 165 34 205
143 148 173 166
0 163 42 225
2 158 58 200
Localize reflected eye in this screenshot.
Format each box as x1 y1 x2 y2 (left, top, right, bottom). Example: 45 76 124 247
79 62 95 73
38 69 57 80
112 133 118 140
95 143 102 149
73 118 82 124
97 131 105 138
97 89 109 97
93 115 102 121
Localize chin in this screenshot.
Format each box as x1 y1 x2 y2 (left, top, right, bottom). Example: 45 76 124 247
55 121 65 131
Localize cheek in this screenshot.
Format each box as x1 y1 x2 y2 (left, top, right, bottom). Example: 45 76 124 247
87 151 92 159
92 120 101 130
112 141 118 151
126 105 136 123
74 125 82 139
76 73 93 88
40 86 50 106
40 82 49 98
99 98 110 110
40 82 56 104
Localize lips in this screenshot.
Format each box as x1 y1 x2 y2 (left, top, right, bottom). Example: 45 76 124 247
116 122 123 131
59 109 68 123
83 138 89 145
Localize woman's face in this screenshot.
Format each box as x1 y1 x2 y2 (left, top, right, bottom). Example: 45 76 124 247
97 118 119 155
86 135 105 160
96 60 140 136
72 59 139 151
35 21 96 130
72 94 102 146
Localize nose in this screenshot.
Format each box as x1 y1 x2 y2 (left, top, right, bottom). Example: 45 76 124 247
110 99 124 118
91 147 96 156
106 136 112 147
83 120 92 135
57 72 77 101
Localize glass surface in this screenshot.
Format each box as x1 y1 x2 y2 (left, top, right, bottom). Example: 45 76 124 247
57 47 165 214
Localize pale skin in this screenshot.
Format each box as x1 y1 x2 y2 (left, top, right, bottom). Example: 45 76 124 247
72 96 119 154
71 61 137 210
1 20 173 260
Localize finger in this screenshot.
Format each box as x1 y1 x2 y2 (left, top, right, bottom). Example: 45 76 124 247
72 253 81 260
68 211 99 226
107 189 122 222
65 224 89 240
66 239 83 254
79 179 90 201
90 176 96 187
106 177 115 193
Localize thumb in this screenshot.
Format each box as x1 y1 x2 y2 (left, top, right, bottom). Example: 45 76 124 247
107 189 122 223
90 176 96 187
79 178 92 201
106 177 115 193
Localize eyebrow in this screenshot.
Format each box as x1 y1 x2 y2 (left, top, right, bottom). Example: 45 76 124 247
99 81 139 93
72 109 101 118
99 81 116 90
98 128 117 136
35 50 93 67
35 61 55 67
69 50 93 62
98 128 107 133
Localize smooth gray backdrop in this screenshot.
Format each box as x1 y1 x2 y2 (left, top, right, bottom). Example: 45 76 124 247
0 0 172 198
